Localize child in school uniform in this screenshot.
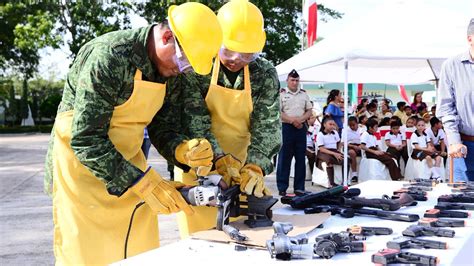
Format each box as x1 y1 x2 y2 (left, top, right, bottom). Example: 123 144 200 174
401 116 417 139
360 118 404 180
358 115 368 132
316 117 349 187
411 119 443 180
385 121 409 169
425 117 447 164
342 116 362 183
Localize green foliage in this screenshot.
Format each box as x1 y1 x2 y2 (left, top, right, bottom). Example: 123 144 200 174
39 93 62 120
134 0 342 65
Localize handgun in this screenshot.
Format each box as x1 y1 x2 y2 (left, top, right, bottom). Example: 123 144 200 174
424 208 469 218
402 225 455 238
435 202 474 211
347 225 393 236
438 194 474 203
418 217 465 228
372 248 439 265
387 237 447 250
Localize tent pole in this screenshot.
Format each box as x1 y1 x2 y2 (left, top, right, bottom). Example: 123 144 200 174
343 59 349 186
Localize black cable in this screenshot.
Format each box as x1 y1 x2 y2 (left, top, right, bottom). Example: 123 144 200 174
124 202 145 259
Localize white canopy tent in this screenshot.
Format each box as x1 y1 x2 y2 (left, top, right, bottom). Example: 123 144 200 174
276 0 472 185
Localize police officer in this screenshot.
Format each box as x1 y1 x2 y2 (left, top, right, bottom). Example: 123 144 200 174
43 3 222 264
276 70 313 196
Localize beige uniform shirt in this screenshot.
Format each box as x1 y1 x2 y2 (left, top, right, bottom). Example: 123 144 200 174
280 87 312 118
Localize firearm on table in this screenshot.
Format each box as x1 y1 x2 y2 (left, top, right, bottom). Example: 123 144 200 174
282 186 416 211
424 208 470 218
438 193 474 203
304 205 420 222
418 218 465 228
401 184 433 191
407 178 439 187
392 189 428 201
266 222 365 260
347 225 393 236
387 237 448 250
448 181 474 189
435 202 474 211
372 248 439 265
402 225 455 238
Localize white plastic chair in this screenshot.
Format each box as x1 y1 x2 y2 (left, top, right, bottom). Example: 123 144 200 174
404 139 445 180
358 150 392 182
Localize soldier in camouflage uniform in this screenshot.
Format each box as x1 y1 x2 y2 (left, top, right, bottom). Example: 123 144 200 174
43 3 223 264
149 0 281 238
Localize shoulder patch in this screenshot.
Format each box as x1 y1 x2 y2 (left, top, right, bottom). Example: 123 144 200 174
300 89 306 92
280 88 286 93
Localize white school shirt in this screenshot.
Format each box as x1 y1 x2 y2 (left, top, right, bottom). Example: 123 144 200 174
342 127 362 144
316 130 340 149
384 131 406 146
411 131 431 149
361 131 378 148
424 127 445 146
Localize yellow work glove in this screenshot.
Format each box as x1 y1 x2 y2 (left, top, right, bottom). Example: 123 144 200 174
240 164 271 198
215 154 242 186
131 168 194 215
175 138 213 176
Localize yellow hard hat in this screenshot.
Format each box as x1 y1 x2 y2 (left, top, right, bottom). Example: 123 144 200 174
168 2 223 75
217 0 266 53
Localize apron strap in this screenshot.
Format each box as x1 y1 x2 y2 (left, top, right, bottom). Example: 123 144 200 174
211 57 221 85
134 69 143 81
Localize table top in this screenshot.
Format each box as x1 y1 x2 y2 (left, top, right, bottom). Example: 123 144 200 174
114 180 474 266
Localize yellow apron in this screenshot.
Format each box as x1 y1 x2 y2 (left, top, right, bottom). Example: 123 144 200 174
175 57 253 238
52 70 166 265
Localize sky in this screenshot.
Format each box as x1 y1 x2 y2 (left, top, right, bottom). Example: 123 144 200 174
37 0 473 80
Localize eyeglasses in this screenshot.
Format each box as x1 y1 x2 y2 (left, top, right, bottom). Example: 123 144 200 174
219 47 259 63
173 37 192 73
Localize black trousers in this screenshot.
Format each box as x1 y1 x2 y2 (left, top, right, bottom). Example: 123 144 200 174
366 148 403 180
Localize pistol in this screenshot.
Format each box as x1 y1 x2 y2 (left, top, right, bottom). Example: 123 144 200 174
387 237 447 250
402 225 455 238
435 202 474 211
424 208 469 218
372 248 439 265
347 225 393 236
418 218 465 228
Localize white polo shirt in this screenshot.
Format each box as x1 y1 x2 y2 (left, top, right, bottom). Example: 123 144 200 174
361 131 378 148
316 130 340 149
384 132 406 146
341 127 362 144
411 131 431 149
424 127 445 146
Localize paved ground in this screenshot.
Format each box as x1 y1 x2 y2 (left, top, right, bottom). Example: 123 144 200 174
0 133 321 265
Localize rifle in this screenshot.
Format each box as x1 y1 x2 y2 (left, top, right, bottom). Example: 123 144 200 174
304 205 419 222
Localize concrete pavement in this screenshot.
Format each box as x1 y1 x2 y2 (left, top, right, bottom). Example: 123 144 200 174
0 133 320 265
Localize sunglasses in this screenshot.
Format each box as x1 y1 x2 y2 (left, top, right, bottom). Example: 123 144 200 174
173 37 192 73
219 47 259 63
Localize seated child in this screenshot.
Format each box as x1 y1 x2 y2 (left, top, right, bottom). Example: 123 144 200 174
306 111 318 175
316 117 350 187
424 117 447 165
385 121 409 169
411 118 443 180
401 116 417 139
342 116 362 183
360 118 404 181
358 115 368 132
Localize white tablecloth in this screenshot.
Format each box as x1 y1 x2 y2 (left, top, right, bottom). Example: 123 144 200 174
113 180 474 266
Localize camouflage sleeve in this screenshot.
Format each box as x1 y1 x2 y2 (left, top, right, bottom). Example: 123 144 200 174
148 76 190 170
246 67 282 175
181 73 224 156
43 129 55 197
70 47 144 196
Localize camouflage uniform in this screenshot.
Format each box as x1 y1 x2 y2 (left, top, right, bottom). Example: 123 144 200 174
150 58 281 175
44 25 176 196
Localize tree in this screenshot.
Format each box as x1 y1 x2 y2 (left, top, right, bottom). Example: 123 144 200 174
134 0 342 65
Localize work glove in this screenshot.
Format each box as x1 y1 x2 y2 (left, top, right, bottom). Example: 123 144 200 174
131 167 194 215
215 154 242 186
239 164 271 198
175 138 213 176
